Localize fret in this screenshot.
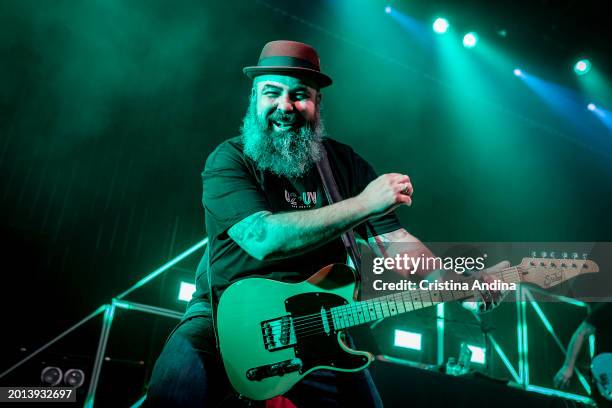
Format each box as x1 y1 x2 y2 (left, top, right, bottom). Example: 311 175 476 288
381 300 391 317
403 292 414 312
356 303 366 324
365 301 376 321
411 291 423 310
350 305 359 325
396 294 406 314
346 306 356 327
331 307 341 330
344 306 352 328
374 300 384 319
421 290 434 308
365 302 373 322
337 307 347 329
364 301 373 323
390 296 400 315
359 302 370 323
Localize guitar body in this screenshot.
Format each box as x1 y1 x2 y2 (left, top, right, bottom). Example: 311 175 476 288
217 264 373 400
592 353 612 401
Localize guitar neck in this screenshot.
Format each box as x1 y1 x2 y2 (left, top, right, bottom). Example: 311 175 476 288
330 267 522 330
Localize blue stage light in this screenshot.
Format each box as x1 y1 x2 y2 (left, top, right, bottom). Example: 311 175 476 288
385 6 392 14
513 68 522 77
587 103 596 111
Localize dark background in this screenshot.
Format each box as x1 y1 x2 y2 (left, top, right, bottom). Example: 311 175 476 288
0 0 610 405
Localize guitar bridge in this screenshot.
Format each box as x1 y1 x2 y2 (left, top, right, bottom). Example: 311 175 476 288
246 358 303 381
261 315 296 351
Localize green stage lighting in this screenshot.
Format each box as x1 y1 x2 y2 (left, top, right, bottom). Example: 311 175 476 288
463 32 478 48
574 59 591 75
394 329 422 350
467 345 486 364
178 281 196 302
433 18 449 34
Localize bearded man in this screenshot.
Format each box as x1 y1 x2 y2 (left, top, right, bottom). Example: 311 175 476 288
144 40 501 407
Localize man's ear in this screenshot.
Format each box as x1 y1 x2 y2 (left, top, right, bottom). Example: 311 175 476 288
316 92 322 104
251 87 256 99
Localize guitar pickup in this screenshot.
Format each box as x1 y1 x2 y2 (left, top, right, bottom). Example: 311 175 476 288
246 358 303 381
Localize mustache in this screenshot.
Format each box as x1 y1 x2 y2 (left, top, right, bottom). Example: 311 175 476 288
268 110 304 126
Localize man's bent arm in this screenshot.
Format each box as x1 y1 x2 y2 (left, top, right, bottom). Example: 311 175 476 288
228 198 371 261
227 173 413 261
562 322 595 371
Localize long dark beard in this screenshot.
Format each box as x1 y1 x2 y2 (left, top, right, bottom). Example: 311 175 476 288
241 96 325 179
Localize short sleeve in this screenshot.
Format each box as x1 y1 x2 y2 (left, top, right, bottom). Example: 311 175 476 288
351 150 402 237
202 142 269 235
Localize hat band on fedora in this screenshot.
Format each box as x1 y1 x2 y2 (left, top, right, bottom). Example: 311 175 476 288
257 56 319 71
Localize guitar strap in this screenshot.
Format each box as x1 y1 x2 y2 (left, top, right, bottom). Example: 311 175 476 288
315 141 363 295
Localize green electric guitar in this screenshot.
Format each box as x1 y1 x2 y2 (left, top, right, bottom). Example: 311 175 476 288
217 256 599 400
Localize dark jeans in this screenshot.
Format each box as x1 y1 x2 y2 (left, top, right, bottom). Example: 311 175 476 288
144 314 383 407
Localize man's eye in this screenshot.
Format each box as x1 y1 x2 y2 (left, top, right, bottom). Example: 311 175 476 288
263 92 279 97
295 93 309 100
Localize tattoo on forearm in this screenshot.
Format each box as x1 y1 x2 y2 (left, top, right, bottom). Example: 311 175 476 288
232 212 268 243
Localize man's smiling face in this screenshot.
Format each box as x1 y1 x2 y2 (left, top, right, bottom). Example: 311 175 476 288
241 74 325 179
254 74 319 133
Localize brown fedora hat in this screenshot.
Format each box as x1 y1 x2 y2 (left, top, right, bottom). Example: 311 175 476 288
243 40 333 88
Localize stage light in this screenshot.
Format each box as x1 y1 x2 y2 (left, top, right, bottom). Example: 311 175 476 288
385 6 392 14
41 366 63 386
433 18 449 34
394 329 422 350
574 59 591 76
587 103 596 111
513 68 522 77
178 281 196 302
463 32 478 48
467 345 486 364
64 369 85 388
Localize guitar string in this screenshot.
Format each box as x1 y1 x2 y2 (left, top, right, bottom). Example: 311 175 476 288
264 265 529 337
288 265 586 340
263 263 580 337
278 266 523 330
273 267 562 340
289 261 583 330
263 266 526 337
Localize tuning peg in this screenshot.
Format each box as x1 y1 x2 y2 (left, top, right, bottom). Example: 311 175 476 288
531 251 537 258
572 252 579 260
549 251 556 258
562 252 568 259
541 251 548 258
582 253 588 260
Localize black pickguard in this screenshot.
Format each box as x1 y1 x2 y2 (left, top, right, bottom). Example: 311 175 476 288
284 292 369 373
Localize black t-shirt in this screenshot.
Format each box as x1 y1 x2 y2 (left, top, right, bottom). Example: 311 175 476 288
585 302 612 355
188 136 401 309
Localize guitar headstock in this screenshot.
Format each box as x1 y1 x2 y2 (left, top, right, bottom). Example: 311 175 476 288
518 253 599 289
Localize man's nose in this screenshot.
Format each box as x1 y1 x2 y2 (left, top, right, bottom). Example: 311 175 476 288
276 94 294 112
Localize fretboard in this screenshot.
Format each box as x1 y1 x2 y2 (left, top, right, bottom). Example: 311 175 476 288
330 266 522 330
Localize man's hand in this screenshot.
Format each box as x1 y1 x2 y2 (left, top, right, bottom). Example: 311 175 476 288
356 173 413 218
462 260 510 313
554 365 573 388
